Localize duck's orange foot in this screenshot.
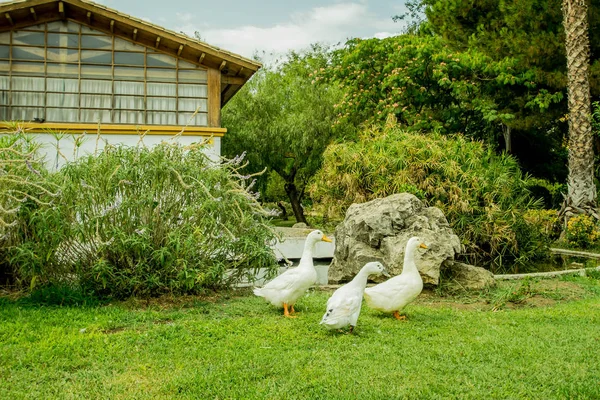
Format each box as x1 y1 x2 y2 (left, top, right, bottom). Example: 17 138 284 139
393 311 407 321
283 303 298 318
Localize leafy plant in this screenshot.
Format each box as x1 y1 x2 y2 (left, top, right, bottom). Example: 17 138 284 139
0 129 59 285
8 142 279 298
310 124 552 272
222 46 356 225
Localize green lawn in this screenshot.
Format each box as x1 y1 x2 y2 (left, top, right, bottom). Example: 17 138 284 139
1 277 600 399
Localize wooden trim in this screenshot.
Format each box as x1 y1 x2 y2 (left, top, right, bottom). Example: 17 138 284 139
86 10 91 24
198 53 205 64
207 68 221 127
0 0 54 14
58 1 65 19
155 36 160 48
30 7 38 21
222 76 245 85
177 44 183 56
0 122 226 137
5 12 13 26
109 19 114 33
132 28 137 41
66 0 261 71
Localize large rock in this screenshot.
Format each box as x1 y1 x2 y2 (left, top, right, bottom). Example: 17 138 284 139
441 261 496 289
329 193 462 284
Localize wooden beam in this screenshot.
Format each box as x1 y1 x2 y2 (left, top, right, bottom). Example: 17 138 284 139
222 76 245 85
155 36 161 48
132 28 138 41
219 61 227 71
86 11 91 24
207 68 222 127
198 53 206 64
58 2 65 19
30 7 37 21
110 20 114 33
177 44 184 56
237 67 245 76
47 0 261 72
0 122 226 137
4 13 13 26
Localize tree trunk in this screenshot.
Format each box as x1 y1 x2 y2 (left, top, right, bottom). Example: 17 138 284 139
277 201 288 221
501 123 511 153
561 0 598 224
284 182 308 225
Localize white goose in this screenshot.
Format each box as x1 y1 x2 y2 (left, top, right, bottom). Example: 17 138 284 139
254 230 332 317
364 237 427 320
320 261 388 333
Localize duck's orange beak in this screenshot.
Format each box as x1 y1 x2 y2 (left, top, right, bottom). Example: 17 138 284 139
420 243 428 249
322 235 333 243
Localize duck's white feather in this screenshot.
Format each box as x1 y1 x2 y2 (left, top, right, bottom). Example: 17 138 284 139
253 266 317 307
320 284 364 329
320 261 386 330
364 237 425 313
254 230 330 308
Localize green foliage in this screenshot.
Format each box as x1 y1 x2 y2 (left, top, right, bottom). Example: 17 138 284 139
0 130 59 285
7 142 279 298
565 214 600 249
421 0 600 95
222 46 356 223
525 178 566 209
324 34 562 142
310 125 551 272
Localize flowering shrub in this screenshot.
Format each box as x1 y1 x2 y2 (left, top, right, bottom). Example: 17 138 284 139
565 214 600 249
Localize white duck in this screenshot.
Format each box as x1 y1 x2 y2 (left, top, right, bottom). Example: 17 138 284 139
364 237 427 320
320 261 389 333
254 229 332 317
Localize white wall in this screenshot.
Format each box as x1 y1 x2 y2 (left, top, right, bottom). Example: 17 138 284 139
18 132 221 170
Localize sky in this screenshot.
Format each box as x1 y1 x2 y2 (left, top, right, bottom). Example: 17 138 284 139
5 0 409 62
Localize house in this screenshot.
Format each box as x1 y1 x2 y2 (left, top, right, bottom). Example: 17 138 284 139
0 0 260 166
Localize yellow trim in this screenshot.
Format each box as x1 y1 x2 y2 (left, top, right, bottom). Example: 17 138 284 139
0 122 226 137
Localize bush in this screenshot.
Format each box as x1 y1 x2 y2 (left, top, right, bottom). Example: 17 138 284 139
7 142 279 297
565 214 600 249
309 125 552 273
0 130 59 286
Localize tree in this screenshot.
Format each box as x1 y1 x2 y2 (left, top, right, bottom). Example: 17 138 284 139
420 0 600 181
561 0 597 221
222 47 354 224
323 33 555 155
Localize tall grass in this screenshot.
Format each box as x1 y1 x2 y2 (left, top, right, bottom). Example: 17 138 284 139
0 129 59 285
3 135 279 297
310 125 553 272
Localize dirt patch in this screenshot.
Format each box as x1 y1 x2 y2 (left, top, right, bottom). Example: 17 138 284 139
102 327 126 334
525 296 557 308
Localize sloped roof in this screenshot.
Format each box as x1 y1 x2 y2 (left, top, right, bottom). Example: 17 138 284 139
0 0 261 105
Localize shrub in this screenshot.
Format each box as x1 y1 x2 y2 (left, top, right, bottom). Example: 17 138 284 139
7 142 279 297
0 130 59 286
565 214 600 249
310 125 552 273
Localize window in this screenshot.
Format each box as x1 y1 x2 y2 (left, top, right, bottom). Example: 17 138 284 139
2 20 209 125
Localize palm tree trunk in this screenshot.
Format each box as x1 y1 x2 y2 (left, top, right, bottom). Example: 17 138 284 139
561 0 598 224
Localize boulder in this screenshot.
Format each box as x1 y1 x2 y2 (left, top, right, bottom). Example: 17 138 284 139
442 261 496 289
329 193 462 284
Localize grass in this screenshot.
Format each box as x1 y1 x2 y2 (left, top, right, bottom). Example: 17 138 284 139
1 277 600 399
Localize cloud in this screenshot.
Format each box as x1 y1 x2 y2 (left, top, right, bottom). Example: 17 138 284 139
176 3 402 61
